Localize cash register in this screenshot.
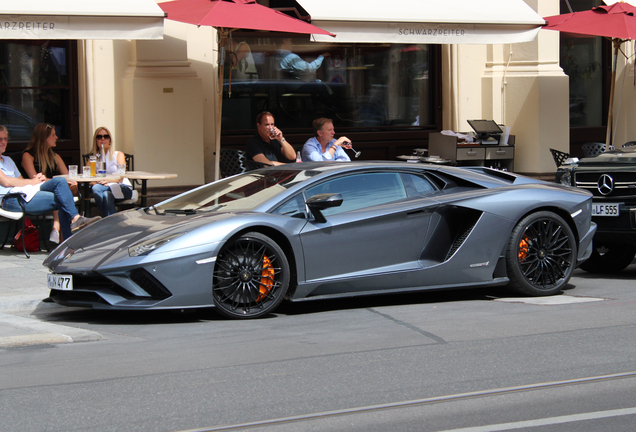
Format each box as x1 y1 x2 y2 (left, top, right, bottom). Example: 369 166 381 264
467 119 502 144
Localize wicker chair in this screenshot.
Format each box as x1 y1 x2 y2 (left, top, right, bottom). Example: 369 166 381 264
549 148 570 167
581 142 615 158
219 149 271 178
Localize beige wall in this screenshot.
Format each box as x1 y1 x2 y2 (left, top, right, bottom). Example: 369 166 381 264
80 26 206 187
160 19 218 183
608 40 635 147
444 0 569 175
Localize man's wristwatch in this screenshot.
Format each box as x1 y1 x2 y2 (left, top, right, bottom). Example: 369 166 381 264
280 138 286 142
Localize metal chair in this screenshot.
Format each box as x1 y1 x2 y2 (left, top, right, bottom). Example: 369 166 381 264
0 196 28 256
0 193 54 258
581 142 615 158
549 148 570 167
0 153 57 256
219 149 271 178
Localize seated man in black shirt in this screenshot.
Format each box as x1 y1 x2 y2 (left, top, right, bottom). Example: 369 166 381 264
246 111 296 165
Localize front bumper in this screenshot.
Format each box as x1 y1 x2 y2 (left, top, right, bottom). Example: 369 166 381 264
577 222 597 265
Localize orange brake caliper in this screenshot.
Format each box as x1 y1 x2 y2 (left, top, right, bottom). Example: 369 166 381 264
257 255 274 302
518 236 530 262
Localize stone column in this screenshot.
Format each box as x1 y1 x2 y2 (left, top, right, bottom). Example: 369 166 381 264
122 37 205 188
481 0 568 176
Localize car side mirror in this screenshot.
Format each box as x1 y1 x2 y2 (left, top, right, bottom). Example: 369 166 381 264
306 193 343 223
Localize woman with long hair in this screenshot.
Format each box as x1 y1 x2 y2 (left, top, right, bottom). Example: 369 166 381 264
22 123 79 243
90 126 133 217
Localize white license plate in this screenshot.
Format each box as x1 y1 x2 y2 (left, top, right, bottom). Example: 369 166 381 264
47 274 73 291
592 203 620 217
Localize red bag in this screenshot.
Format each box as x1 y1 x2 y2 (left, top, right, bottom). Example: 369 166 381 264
12 218 40 252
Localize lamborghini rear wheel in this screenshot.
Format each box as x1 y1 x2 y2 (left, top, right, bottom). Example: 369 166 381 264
212 232 290 319
506 211 576 296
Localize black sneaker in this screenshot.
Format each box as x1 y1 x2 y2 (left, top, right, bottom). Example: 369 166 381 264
70 215 101 232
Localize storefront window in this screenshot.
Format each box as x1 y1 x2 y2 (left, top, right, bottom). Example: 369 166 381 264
0 40 72 141
560 0 604 127
221 36 432 132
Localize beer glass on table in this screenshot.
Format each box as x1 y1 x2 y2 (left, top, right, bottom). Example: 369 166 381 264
89 156 97 177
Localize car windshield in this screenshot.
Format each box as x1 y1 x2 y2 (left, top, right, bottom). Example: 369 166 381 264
153 168 318 214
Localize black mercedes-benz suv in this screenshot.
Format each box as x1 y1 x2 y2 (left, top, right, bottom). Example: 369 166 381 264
556 148 636 273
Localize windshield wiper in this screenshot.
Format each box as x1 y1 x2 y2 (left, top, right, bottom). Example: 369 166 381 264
162 209 199 215
197 205 226 212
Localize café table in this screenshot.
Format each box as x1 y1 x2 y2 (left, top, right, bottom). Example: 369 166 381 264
122 171 178 208
55 174 123 216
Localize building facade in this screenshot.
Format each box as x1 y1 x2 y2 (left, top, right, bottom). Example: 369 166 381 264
3 0 634 190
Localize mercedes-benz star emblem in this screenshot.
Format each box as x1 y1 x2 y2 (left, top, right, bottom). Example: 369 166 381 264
597 174 614 195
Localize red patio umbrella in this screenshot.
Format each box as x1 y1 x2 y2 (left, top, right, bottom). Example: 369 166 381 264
543 2 636 148
159 0 334 179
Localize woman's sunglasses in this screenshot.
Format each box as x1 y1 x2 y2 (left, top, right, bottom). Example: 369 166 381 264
96 134 110 140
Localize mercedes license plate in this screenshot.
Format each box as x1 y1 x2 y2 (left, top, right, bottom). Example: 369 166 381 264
47 274 73 291
592 203 620 217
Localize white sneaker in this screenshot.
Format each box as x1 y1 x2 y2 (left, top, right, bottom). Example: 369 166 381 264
49 229 60 244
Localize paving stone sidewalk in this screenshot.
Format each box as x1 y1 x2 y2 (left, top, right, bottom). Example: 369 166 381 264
0 248 102 348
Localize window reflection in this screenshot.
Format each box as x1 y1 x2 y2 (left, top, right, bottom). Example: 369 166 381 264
155 168 316 213
306 172 407 216
0 41 70 140
222 36 431 131
561 0 604 127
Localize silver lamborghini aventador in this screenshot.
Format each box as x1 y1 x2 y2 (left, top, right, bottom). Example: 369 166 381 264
44 162 596 319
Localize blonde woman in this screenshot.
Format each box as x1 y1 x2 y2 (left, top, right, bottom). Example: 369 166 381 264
22 123 79 243
90 127 133 217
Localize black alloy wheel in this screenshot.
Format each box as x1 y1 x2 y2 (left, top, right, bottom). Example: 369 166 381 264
579 242 636 274
506 211 577 296
212 232 290 319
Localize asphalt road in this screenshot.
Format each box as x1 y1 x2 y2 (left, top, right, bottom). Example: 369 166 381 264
1 265 636 432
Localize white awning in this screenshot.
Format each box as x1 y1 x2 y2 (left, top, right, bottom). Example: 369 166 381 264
297 0 546 44
0 0 164 40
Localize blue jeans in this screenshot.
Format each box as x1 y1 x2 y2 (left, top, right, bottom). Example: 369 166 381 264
1 177 79 240
92 183 133 217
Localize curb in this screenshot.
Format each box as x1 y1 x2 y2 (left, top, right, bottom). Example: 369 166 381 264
0 311 103 348
0 296 59 313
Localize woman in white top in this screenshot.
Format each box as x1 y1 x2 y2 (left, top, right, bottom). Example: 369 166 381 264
90 126 133 217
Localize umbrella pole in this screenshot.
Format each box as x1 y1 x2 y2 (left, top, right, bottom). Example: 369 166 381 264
605 39 620 149
215 29 228 181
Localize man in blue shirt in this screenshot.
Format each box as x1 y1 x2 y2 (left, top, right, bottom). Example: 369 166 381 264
277 38 330 82
302 118 352 162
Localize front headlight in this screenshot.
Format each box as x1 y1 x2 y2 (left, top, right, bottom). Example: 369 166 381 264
128 232 186 257
558 170 572 186
54 246 75 262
